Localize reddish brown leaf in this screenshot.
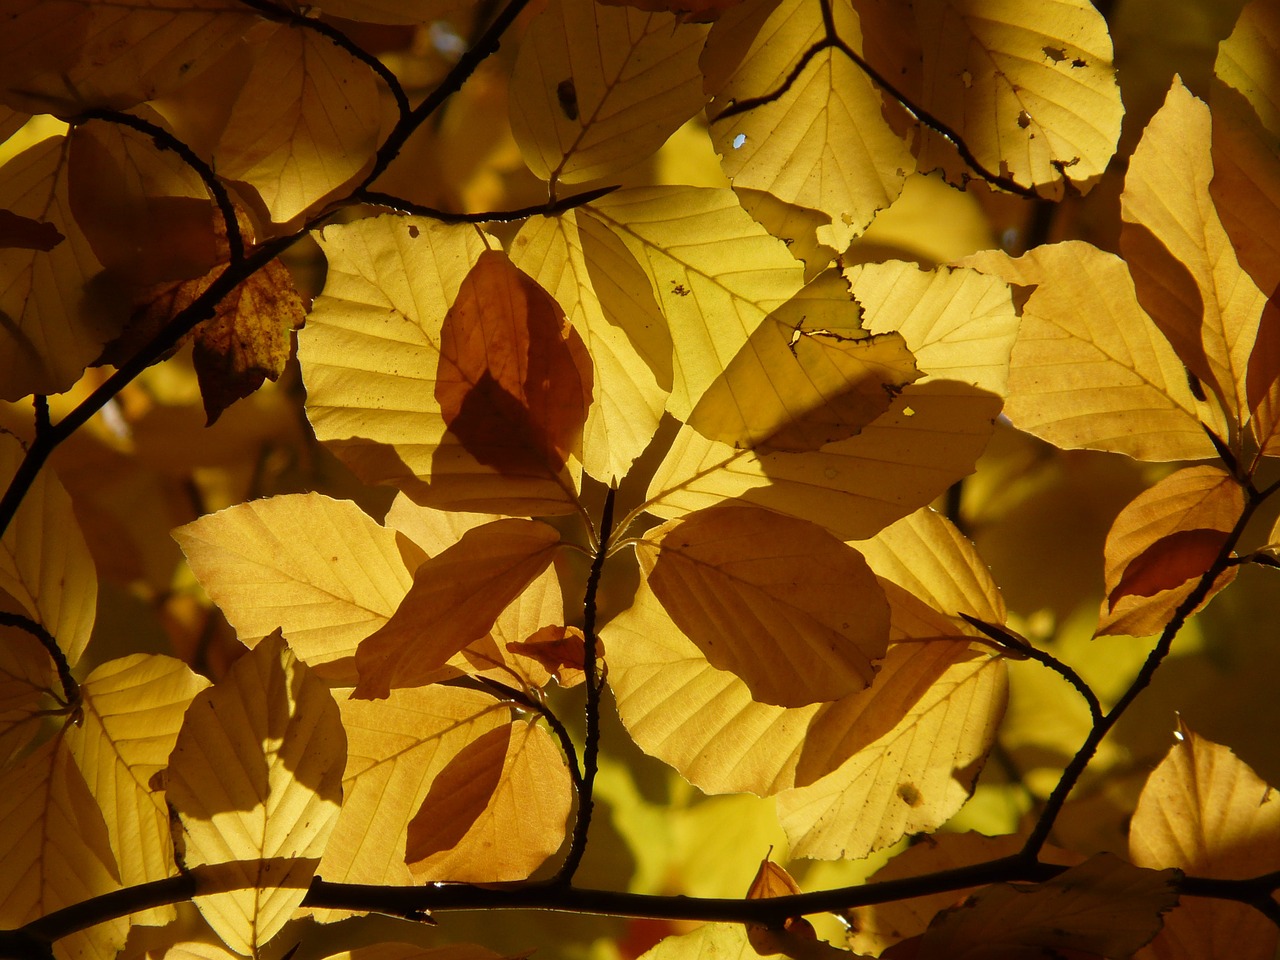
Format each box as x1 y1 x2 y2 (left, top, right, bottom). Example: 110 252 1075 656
435 250 593 479
0 209 62 251
1108 528 1231 609
506 625 589 688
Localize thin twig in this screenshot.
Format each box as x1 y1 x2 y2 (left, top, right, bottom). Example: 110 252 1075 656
476 676 584 792
356 184 619 223
0 612 78 708
555 486 617 884
33 396 50 436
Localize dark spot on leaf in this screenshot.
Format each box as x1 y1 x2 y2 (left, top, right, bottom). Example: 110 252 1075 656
557 79 579 121
670 282 690 297
1017 110 1031 129
408 224 420 239
897 783 923 807
1042 46 1067 63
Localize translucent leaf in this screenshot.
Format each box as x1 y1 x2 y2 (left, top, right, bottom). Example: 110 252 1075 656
0 135 123 401
742 860 847 960
1097 466 1242 638
634 505 889 707
912 854 1177 959
324 945 515 960
174 493 414 685
587 186 805 418
964 242 1221 461
1130 722 1280 960
64 654 210 927
1121 78 1265 427
406 719 572 881
0 435 97 667
354 519 562 699
166 632 346 955
302 217 585 515
704 0 914 249
0 738 128 960
510 211 671 483
316 686 508 903
309 0 468 24
213 22 382 224
773 650 1005 859
686 270 920 452
0 629 55 764
638 925 760 960
509 0 709 184
0 0 253 114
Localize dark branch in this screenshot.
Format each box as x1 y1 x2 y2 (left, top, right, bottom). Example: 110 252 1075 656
476 676 584 793
356 184 619 223
0 612 77 707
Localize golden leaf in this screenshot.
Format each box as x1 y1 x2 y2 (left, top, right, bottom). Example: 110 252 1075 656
0 629 56 765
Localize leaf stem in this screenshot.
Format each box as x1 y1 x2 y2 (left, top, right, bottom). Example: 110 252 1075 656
476 676 584 793
555 485 616 884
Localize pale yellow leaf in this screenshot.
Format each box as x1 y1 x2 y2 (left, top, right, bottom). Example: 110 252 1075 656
510 0 708 184
774 651 1005 859
587 186 805 417
686 270 919 452
1130 723 1280 960
0 628 56 764
964 242 1222 461
0 435 97 667
704 0 914 249
214 22 381 224
354 519 562 698
166 633 346 955
510 211 671 482
0 135 123 401
1097 465 1243 638
0 0 253 114
301 216 584 515
634 505 889 707
0 738 128 960
1121 78 1265 427
174 493 414 685
316 686 508 906
916 854 1177 959
638 925 758 960
65 655 210 927
407 719 572 881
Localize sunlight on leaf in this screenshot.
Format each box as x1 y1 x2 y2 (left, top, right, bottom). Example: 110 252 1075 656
0 435 97 667
635 504 889 707
174 493 414 685
510 0 709 185
65 655 210 927
166 632 346 955
324 944 518 960
0 630 55 765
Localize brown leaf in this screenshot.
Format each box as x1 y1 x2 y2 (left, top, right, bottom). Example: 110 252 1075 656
1108 528 1230 609
0 208 62 251
436 250 593 478
595 0 746 21
506 625 589 687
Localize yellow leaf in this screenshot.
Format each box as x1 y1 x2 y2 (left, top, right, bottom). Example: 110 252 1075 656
0 135 125 401
302 216 585 516
0 629 56 765
354 519 562 699
166 632 346 955
324 945 517 960
316 686 509 905
634 505 889 707
774 650 1005 859
1121 77 1265 428
1097 466 1242 638
637 925 759 960
407 719 572 881
509 0 709 185
912 854 1177 959
587 186 805 418
0 737 128 960
964 242 1222 461
1130 723 1280 960
686 270 919 452
213 22 382 225
174 493 414 686
704 0 914 249
0 435 97 668
510 211 672 483
64 654 210 927
0 0 253 114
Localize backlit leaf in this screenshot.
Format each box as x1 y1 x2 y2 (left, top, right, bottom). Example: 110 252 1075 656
509 0 709 184
64 655 210 927
315 687 508 905
166 632 346 955
912 854 1177 959
964 242 1221 461
325 946 515 960
1097 466 1242 638
174 493 414 685
587 186 805 418
406 719 572 881
1130 723 1280 960
310 0 468 24
0 435 96 667
634 505 890 707
213 22 382 225
704 0 914 250
0 630 56 765
354 519 562 699
1121 78 1265 427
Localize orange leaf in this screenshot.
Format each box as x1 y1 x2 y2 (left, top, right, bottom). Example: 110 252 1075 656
436 250 594 479
1108 528 1230 608
506 625 589 687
